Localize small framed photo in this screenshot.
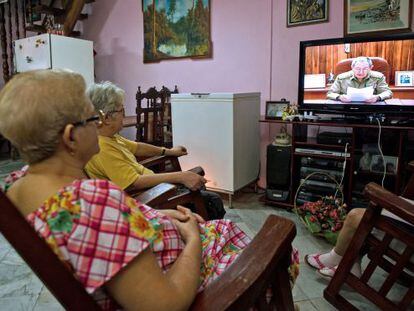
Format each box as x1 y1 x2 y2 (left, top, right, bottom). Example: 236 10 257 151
265 100 289 119
370 155 398 175
395 71 414 87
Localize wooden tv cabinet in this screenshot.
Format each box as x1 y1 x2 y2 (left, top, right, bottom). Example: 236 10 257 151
260 118 414 209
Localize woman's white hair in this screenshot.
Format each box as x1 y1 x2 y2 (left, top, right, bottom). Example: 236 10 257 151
86 81 125 114
0 69 90 164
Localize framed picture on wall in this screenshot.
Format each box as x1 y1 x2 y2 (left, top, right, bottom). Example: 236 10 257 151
287 0 329 27
142 0 212 63
344 0 413 36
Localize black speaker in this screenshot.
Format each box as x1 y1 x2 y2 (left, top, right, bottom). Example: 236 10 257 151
266 144 291 201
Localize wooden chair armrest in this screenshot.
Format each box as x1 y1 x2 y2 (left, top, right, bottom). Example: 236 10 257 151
138 155 178 166
132 183 177 206
138 155 182 172
154 189 209 220
0 191 101 310
190 215 296 311
364 182 414 224
408 161 414 172
188 166 205 176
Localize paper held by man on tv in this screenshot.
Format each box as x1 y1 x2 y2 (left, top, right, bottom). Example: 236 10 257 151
347 86 374 102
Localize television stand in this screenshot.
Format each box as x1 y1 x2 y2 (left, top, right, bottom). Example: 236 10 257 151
260 118 414 209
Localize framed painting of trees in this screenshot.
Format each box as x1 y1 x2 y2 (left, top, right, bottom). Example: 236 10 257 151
143 0 212 63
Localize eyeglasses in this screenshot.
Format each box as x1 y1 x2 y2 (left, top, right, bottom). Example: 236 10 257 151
108 107 125 116
73 110 104 127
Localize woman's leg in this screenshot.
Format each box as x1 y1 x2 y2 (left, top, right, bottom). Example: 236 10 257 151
306 208 366 269
334 208 365 256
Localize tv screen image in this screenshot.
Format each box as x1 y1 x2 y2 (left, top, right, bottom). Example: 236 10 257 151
298 34 414 114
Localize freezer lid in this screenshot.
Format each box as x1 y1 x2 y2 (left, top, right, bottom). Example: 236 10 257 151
171 92 261 101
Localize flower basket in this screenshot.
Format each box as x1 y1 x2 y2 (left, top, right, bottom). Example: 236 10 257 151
293 172 347 245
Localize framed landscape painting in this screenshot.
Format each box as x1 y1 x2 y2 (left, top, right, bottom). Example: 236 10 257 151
287 0 329 27
143 0 212 63
345 0 413 36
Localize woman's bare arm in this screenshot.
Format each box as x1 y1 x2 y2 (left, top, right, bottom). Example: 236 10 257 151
106 217 202 311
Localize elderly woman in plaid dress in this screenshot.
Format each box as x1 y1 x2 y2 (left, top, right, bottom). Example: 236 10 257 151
0 70 299 310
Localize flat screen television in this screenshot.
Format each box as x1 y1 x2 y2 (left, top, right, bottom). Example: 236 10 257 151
298 33 414 115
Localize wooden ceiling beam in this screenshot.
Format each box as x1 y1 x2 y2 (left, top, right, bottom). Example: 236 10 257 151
63 0 86 36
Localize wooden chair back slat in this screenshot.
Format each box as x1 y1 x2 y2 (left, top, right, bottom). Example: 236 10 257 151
400 286 414 309
136 86 178 147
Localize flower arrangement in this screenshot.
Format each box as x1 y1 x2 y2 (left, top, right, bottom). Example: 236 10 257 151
281 101 298 120
295 196 347 245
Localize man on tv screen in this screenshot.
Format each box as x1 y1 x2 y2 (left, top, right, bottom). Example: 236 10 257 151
327 57 393 103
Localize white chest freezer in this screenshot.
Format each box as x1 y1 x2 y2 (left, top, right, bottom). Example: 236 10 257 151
171 92 260 193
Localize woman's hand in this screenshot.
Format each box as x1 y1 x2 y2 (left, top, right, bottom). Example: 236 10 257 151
180 171 206 191
167 145 188 157
159 206 205 224
159 209 190 222
172 208 201 244
177 206 205 223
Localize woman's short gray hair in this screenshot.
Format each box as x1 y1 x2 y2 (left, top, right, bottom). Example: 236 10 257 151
86 81 125 114
351 57 373 68
0 69 90 164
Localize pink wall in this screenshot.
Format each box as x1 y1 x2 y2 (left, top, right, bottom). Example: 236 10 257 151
83 0 414 188
260 1 344 188
271 1 343 102
82 0 272 116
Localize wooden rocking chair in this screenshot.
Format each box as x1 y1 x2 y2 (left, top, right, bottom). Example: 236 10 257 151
0 185 296 310
324 161 414 310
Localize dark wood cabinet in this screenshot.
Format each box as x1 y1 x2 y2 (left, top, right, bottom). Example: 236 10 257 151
261 118 414 209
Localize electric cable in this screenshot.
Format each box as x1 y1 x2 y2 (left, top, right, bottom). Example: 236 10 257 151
376 118 386 187
334 142 349 199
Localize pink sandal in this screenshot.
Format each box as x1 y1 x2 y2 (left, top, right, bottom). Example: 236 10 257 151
317 266 336 278
305 253 329 270
318 263 362 278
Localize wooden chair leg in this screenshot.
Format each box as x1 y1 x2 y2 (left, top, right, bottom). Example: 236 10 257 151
272 253 295 311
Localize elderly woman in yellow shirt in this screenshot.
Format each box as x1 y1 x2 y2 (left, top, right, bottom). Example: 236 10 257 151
85 81 225 219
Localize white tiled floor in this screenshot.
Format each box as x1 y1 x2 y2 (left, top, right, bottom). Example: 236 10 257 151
0 159 409 310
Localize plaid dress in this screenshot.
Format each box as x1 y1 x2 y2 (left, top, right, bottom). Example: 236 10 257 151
4 171 299 310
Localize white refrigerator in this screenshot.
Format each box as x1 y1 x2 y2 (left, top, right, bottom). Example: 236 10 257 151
14 34 94 86
171 92 260 203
